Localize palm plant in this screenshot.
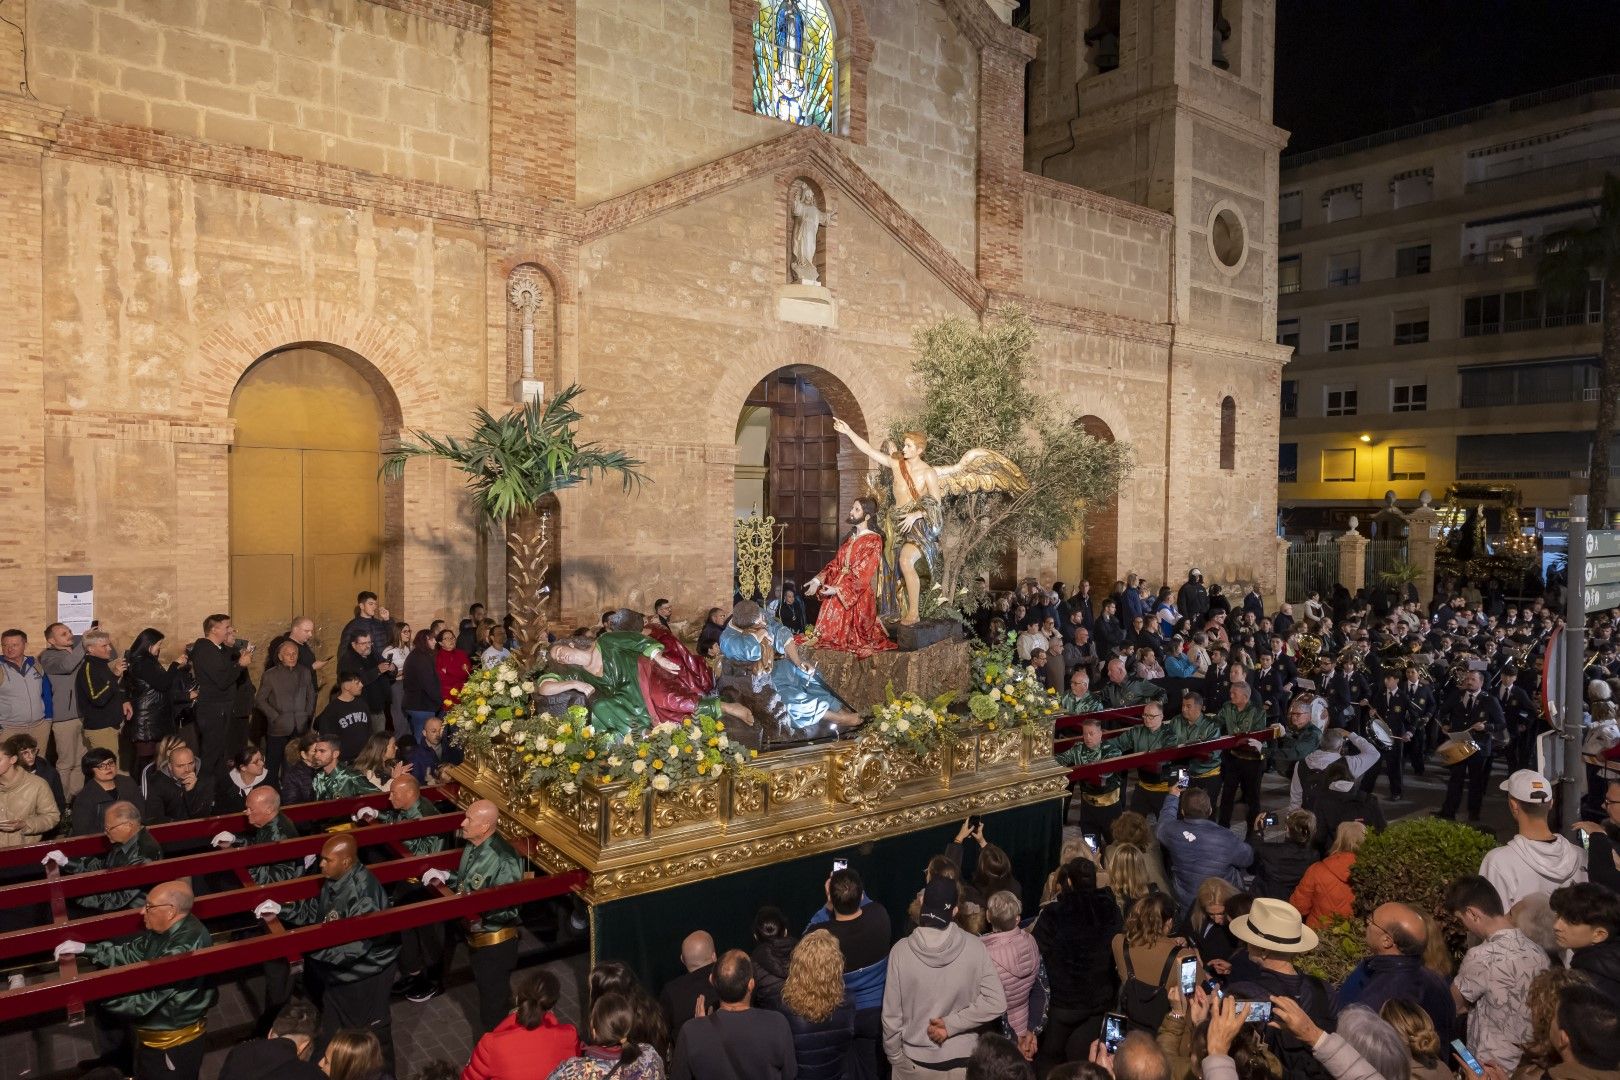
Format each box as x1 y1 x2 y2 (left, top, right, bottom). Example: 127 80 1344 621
382 385 646 665
1538 173 1620 521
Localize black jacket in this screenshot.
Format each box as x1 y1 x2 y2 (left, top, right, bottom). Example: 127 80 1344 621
1033 886 1122 1015
337 648 393 715
69 775 145 837
279 760 316 807
401 650 441 713
779 999 855 1080
191 639 243 713
1247 838 1316 900
145 768 217 826
750 936 798 1013
1571 938 1620 1001
218 1037 326 1080
77 655 126 732
124 653 179 744
1178 577 1210 623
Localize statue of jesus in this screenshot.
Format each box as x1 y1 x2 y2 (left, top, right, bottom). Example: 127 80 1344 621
803 497 895 657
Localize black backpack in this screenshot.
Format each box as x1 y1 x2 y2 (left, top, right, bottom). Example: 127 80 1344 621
1118 945 1181 1031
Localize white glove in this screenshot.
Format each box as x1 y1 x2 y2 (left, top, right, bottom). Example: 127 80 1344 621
54 939 85 960
1246 739 1264 752
303 854 318 869
41 850 68 869
352 806 379 823
211 831 237 848
254 900 282 919
420 868 450 888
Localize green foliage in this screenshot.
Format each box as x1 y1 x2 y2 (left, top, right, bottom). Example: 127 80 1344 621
381 384 648 522
1376 559 1423 588
1348 816 1499 919
895 307 1134 597
1296 916 1368 986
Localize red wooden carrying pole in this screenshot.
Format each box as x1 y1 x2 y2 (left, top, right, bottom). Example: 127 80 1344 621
0 848 463 962
0 869 590 1020
0 814 459 907
1051 705 1145 736
0 784 461 871
1065 727 1281 784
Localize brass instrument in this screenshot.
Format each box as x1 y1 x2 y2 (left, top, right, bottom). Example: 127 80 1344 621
1296 632 1324 668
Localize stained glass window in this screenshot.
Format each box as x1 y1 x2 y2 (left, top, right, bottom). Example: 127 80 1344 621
753 0 838 133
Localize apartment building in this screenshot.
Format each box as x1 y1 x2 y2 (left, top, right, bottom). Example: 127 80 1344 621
1276 76 1618 537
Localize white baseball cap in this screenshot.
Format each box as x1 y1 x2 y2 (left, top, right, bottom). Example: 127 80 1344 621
1499 769 1553 803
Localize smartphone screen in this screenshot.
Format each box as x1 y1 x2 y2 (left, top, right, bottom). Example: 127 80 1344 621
1263 812 1279 828
1083 833 1100 856
1178 956 1198 997
1452 1039 1483 1074
1176 768 1189 785
1102 1013 1126 1053
831 858 848 873
1237 1000 1271 1023
1201 977 1223 1000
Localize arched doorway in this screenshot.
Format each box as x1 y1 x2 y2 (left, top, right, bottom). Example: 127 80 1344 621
1054 415 1121 591
734 365 867 595
228 346 398 654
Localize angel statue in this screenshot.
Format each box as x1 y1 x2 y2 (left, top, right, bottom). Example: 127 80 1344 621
832 418 1028 625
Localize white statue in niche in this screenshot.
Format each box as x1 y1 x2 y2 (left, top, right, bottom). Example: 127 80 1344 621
790 180 833 286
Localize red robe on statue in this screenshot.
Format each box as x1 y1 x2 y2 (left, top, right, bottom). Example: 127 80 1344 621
807 530 896 658
637 624 715 725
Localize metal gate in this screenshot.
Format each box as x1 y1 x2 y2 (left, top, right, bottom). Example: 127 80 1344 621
1285 539 1337 603
1364 539 1409 590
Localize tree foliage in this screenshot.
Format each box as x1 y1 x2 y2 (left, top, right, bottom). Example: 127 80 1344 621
892 308 1133 609
1538 173 1620 520
381 384 647 521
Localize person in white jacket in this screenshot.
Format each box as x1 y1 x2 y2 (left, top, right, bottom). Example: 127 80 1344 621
1203 994 1390 1080
1480 770 1586 910
882 876 1007 1080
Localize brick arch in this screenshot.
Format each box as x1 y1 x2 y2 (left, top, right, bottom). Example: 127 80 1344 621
1077 414 1121 591
707 342 893 439
192 299 431 431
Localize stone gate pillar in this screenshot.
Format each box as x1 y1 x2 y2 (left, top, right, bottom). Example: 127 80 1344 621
1336 518 1369 596
1406 491 1442 606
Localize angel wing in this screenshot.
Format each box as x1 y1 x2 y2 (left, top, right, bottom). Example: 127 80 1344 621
935 447 1029 497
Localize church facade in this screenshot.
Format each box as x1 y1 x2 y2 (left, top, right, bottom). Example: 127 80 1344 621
0 0 1289 645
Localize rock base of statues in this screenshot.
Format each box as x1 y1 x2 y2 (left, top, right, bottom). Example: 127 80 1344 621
889 618 963 652
803 637 971 716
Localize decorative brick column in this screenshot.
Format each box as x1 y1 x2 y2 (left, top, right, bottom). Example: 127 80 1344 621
1335 519 1369 597
1274 535 1290 607
489 0 575 203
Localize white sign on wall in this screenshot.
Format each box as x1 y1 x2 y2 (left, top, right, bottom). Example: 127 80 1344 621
56 574 94 635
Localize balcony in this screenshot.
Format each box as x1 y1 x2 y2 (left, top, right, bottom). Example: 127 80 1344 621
1461 240 1554 267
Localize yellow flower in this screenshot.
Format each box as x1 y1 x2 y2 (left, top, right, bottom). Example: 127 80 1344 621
476 698 487 707
540 756 552 766
569 762 582 774
652 759 665 770
707 737 718 747
514 706 525 716
749 749 759 758
637 748 649 759
585 750 597 760
558 724 570 737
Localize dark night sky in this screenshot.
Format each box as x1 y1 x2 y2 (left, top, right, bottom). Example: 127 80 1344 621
1275 0 1620 155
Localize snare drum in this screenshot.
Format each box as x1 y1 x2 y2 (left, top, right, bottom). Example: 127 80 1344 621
1436 736 1480 766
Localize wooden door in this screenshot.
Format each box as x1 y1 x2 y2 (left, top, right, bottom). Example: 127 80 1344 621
746 371 841 590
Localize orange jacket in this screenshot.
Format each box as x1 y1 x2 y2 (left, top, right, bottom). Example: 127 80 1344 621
1290 851 1357 929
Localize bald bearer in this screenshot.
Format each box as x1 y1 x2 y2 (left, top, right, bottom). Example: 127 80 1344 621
257 833 399 1074
420 798 527 1035
55 880 216 1080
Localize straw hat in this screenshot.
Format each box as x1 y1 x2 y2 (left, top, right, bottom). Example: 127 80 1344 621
1228 897 1318 954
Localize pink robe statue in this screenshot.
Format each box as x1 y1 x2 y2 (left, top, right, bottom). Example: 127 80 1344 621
807 531 895 659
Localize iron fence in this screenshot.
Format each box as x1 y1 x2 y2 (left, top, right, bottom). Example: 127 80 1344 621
1285 539 1337 603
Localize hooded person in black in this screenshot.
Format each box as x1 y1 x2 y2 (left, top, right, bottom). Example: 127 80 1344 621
1032 857 1123 1074
749 906 799 1013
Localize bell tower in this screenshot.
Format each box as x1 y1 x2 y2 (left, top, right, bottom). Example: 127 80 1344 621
1024 0 1292 588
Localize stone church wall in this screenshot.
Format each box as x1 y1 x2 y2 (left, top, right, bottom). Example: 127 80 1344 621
38 154 488 637
568 172 975 616
28 0 490 187
1020 180 1171 324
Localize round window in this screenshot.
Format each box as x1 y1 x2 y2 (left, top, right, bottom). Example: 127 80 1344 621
1210 207 1246 269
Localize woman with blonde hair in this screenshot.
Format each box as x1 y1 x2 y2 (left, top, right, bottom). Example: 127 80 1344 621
1290 820 1366 929
1380 997 1454 1080
1110 811 1172 895
1042 835 1091 904
1418 911 1453 981
1103 842 1157 915
319 1027 387 1080
775 929 854 1080
1186 877 1239 966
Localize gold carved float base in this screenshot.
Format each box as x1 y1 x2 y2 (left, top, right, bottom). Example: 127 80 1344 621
448 719 1067 903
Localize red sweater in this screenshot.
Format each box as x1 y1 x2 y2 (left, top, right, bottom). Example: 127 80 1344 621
1290 851 1357 929
435 648 472 704
462 1012 581 1080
